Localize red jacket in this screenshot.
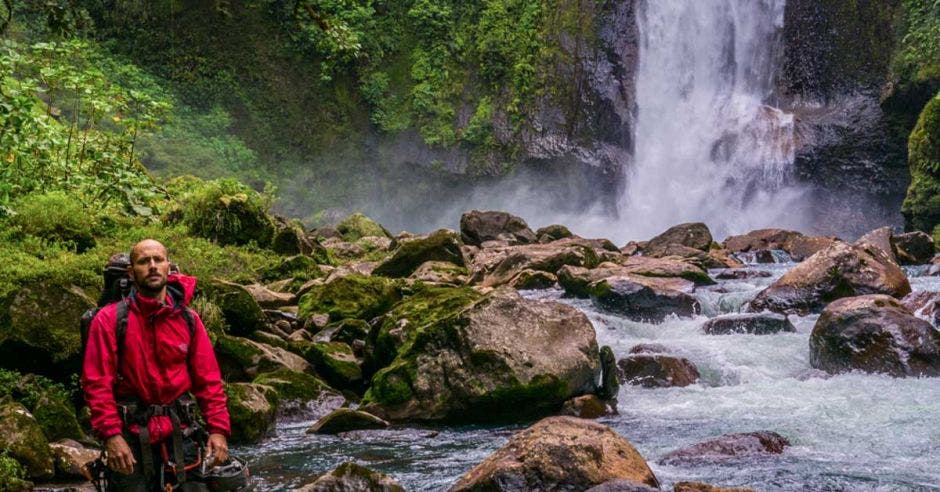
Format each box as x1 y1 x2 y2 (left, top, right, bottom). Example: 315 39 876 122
82 274 231 443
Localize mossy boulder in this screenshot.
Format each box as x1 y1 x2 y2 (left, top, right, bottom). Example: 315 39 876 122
306 408 389 434
313 319 370 346
536 224 574 243
337 213 391 242
224 383 278 444
0 280 95 372
297 341 363 390
903 93 940 234
470 242 601 288
9 191 99 252
366 286 482 375
50 439 100 480
262 255 324 286
299 462 405 492
298 275 401 322
180 178 276 246
206 280 267 336
0 398 54 480
0 371 83 442
362 288 599 422
645 222 713 255
373 229 466 278
0 451 32 491
252 369 343 418
409 261 469 285
191 297 227 342
460 210 537 246
214 335 311 381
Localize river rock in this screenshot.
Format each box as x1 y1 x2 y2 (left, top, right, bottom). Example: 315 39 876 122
701 313 795 335
373 229 466 278
673 483 755 492
207 279 268 336
748 241 911 314
296 341 362 390
244 283 296 309
469 242 600 287
409 261 468 285
893 231 935 265
252 369 343 419
451 416 659 491
660 431 790 466
362 288 599 422
509 269 558 290
224 383 278 444
628 343 671 355
615 256 715 285
617 354 699 388
597 345 620 402
855 226 899 264
50 439 99 479
809 295 940 377
585 481 659 492
645 222 713 255
590 275 700 322
299 462 404 492
558 262 699 299
460 210 537 246
722 229 836 261
298 274 401 322
0 398 55 480
713 270 772 280
786 235 839 262
902 291 940 327
307 408 389 434
559 394 609 419
537 224 574 242
215 335 311 381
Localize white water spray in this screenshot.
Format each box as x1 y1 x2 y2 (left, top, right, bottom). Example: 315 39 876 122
621 0 807 240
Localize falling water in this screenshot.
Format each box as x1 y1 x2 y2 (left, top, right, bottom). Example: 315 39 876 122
621 0 807 240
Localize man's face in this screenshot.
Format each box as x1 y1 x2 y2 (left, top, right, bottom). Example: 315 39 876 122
129 241 170 297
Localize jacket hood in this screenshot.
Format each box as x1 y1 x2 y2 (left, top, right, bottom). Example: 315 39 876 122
166 273 197 307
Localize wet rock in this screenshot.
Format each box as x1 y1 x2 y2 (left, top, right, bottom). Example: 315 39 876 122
362 289 599 422
307 408 389 434
536 224 574 242
452 416 658 491
298 462 404 492
509 269 558 290
645 222 713 255
252 369 342 419
224 383 278 444
297 341 363 390
0 398 54 480
373 229 466 278
460 210 537 246
207 279 268 336
785 235 839 262
701 313 796 335
313 319 370 347
617 354 699 388
628 343 671 355
336 212 391 242
244 283 296 309
585 480 660 492
810 295 940 377
298 274 401 323
215 335 311 381
409 261 468 285
470 242 600 288
855 226 898 264
902 291 940 327
590 275 700 322
708 249 746 269
559 395 609 419
673 482 755 492
359 235 395 252
722 229 836 261
893 231 935 265
616 256 714 285
50 439 99 479
558 262 701 300
713 270 772 280
748 241 911 315
597 346 620 402
620 241 642 256
660 431 790 466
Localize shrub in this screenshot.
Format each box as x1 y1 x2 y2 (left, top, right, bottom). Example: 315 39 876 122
179 178 276 246
8 191 100 252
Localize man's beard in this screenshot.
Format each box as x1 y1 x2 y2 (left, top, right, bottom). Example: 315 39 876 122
136 277 167 297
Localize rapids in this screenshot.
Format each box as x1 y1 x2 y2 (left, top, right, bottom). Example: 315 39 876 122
237 260 940 491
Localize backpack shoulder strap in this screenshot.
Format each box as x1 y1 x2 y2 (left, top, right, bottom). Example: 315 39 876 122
115 300 129 381
180 307 197 338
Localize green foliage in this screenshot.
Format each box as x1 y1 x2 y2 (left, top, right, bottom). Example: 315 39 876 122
0 450 29 491
903 92 940 232
0 369 72 410
8 191 100 251
894 0 940 86
178 178 276 247
336 212 388 241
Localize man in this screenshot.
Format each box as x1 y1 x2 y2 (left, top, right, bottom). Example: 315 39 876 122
82 239 231 491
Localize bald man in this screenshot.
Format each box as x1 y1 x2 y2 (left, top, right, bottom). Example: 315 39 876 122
82 240 231 491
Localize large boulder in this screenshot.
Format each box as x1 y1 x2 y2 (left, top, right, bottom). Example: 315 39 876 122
558 263 699 299
460 210 537 246
615 256 714 285
589 275 700 322
748 241 911 314
644 223 713 256
0 398 54 480
701 313 796 335
893 231 935 265
469 242 600 288
306 408 389 434
214 335 311 381
252 369 343 419
224 383 278 444
297 341 363 390
298 275 401 323
373 229 466 278
1 280 95 372
450 416 659 491
362 289 600 422
409 261 469 286
336 212 391 242
855 226 899 264
722 229 836 261
809 295 940 377
536 224 574 242
902 291 940 327
298 462 405 492
660 431 790 466
243 283 295 309
617 354 699 388
50 439 100 480
207 280 268 336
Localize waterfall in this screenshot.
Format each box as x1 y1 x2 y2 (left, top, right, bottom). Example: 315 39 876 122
621 0 805 240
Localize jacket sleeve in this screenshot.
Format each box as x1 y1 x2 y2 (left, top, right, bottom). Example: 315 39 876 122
188 312 231 437
81 309 124 441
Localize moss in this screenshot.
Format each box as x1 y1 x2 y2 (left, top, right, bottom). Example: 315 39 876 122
213 335 264 368
362 360 415 406
179 178 276 247
8 192 101 253
372 229 465 278
252 368 333 402
535 224 573 241
191 297 227 343
297 274 401 322
223 382 278 444
0 397 54 480
301 342 362 389
902 92 940 233
462 373 568 420
205 280 266 336
336 213 390 242
367 286 481 373
0 452 31 492
0 371 82 442
262 255 323 285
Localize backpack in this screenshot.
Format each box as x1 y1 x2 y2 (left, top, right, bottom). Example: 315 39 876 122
80 253 195 374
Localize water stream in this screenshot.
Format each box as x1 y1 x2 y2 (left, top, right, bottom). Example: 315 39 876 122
238 262 940 490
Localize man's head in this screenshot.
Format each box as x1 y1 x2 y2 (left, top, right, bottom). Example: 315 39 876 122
128 239 170 298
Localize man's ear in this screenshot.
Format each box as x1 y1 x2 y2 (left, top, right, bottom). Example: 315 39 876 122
127 265 136 281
